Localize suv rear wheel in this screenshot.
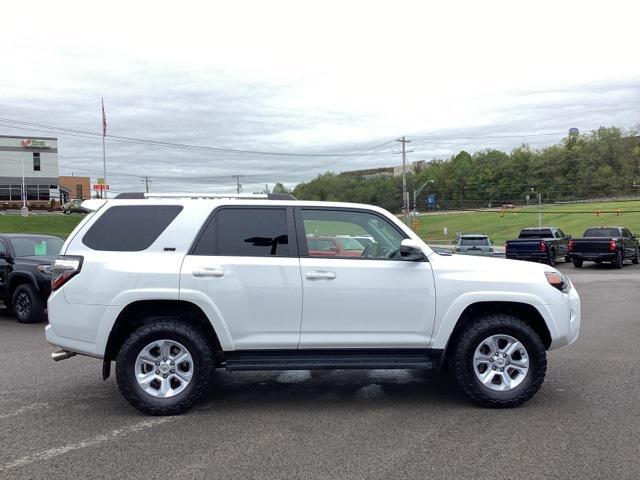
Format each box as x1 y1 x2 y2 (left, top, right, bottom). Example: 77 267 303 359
451 314 547 408
115 318 215 415
12 284 45 323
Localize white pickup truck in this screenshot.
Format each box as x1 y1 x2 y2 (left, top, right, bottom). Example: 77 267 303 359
46 193 580 415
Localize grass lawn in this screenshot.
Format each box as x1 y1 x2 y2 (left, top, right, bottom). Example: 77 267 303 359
413 200 640 244
0 214 85 239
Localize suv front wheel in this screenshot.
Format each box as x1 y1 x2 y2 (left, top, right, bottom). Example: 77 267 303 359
115 318 215 415
451 314 547 408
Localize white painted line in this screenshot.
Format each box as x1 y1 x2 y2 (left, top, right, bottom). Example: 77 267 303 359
0 417 174 473
0 402 49 420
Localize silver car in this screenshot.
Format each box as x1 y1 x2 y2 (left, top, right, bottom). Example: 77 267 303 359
455 234 494 256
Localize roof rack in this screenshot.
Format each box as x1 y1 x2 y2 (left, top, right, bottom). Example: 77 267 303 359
114 192 296 200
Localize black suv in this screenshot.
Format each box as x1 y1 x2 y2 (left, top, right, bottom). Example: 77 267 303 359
0 234 64 323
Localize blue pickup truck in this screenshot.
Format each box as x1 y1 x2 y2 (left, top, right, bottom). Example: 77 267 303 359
505 227 571 266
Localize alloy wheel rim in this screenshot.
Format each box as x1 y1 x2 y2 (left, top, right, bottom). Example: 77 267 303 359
134 339 194 398
15 292 31 316
473 334 529 392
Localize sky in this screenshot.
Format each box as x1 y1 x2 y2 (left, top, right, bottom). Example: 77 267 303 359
0 0 638 195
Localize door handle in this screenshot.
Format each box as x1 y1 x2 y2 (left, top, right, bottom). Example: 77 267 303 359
305 270 337 280
193 267 225 278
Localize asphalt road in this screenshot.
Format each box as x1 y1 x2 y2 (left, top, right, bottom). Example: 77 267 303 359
1 262 639 479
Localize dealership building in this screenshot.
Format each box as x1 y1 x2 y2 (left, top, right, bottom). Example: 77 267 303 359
0 135 90 206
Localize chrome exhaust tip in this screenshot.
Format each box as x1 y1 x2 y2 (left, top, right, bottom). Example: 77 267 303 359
51 350 76 362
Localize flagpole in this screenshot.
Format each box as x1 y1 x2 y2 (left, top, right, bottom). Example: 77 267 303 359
101 98 107 199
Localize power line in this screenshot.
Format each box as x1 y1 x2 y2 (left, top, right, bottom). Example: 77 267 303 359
0 117 391 158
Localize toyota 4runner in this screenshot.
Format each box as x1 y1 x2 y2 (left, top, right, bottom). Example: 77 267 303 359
46 193 580 415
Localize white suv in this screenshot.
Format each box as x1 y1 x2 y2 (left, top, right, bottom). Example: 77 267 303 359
46 193 580 415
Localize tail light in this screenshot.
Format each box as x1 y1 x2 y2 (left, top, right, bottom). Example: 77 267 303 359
51 256 83 290
609 240 617 252
540 241 547 253
568 240 574 252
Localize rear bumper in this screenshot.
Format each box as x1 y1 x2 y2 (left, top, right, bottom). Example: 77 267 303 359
505 252 548 261
45 324 99 358
569 253 616 262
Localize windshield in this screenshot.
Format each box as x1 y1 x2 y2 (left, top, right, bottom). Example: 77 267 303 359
9 237 64 257
584 228 620 237
460 237 489 246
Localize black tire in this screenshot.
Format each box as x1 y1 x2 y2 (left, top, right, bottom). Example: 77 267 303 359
564 255 571 263
116 318 216 415
11 284 45 323
451 314 547 408
613 251 623 269
572 259 583 268
546 250 556 267
632 248 639 265
594 260 602 264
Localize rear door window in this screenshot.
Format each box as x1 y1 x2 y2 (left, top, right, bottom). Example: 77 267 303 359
193 208 290 257
82 205 183 251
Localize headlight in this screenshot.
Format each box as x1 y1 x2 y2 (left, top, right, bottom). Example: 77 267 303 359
37 264 53 274
545 271 570 293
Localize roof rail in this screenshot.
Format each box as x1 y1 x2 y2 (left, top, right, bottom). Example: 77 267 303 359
114 192 297 200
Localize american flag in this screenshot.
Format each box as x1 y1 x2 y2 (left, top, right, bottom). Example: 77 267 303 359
101 98 107 137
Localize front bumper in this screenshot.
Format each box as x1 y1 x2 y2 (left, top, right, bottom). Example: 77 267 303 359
548 283 580 350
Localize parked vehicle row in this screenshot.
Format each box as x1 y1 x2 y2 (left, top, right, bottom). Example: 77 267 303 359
502 226 639 269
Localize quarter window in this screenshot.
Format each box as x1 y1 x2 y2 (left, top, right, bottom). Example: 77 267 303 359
82 205 183 251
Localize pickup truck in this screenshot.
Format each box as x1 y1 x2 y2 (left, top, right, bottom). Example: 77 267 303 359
505 228 571 266
0 234 64 322
568 226 639 268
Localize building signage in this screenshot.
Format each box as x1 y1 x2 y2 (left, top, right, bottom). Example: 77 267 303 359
21 138 50 149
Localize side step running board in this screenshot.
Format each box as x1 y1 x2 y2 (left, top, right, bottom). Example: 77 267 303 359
223 349 439 371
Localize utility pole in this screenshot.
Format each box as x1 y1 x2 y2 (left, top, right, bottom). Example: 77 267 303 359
142 176 151 193
395 136 412 224
232 175 243 194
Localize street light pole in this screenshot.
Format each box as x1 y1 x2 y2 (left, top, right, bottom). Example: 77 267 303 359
413 180 435 218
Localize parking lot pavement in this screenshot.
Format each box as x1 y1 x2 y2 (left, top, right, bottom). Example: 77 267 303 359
1 262 639 479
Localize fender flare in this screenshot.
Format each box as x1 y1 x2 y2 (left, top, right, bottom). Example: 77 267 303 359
8 272 40 294
430 292 557 350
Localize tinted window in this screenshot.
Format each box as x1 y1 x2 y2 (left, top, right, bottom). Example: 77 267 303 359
583 228 621 238
459 237 489 246
82 205 183 251
217 208 289 257
301 209 405 260
519 229 553 239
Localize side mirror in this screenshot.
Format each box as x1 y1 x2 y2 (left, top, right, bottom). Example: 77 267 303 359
0 252 13 263
400 239 426 261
